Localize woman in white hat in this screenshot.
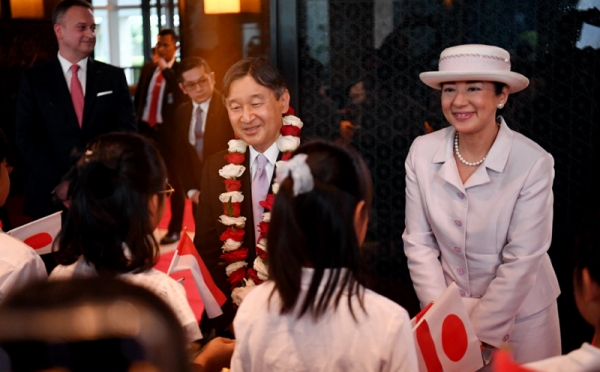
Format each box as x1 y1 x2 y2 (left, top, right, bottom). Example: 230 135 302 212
403 44 561 363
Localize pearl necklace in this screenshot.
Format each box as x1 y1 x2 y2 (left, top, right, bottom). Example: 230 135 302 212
454 132 486 167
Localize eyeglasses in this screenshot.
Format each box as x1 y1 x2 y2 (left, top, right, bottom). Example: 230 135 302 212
182 77 210 91
157 183 174 198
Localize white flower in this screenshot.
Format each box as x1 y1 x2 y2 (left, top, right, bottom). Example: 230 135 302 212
253 257 269 281
272 183 279 194
257 240 267 253
225 261 247 276
276 135 301 153
231 283 256 306
262 212 271 223
282 115 304 128
228 139 248 153
219 191 244 203
218 215 246 228
219 164 246 179
222 239 242 252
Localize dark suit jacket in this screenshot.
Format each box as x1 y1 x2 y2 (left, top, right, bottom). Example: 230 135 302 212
194 149 279 329
16 56 137 218
134 62 183 151
173 91 234 193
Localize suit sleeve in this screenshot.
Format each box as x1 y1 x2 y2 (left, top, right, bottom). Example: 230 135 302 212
469 152 555 347
115 68 137 132
402 136 447 308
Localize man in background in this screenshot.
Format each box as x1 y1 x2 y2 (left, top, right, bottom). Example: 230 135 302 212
16 0 137 220
134 29 185 245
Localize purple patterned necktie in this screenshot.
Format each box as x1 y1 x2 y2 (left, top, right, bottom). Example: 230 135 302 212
252 154 269 242
194 107 204 162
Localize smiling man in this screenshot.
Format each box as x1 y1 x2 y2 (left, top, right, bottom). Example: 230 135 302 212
16 0 137 223
193 58 290 337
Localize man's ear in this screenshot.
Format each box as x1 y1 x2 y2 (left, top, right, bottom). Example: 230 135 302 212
178 82 187 95
280 89 290 114
54 23 63 39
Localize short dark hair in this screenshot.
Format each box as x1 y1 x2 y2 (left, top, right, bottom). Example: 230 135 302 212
52 0 93 25
574 208 600 287
222 57 286 100
268 140 372 320
178 56 212 82
158 28 179 43
54 133 167 275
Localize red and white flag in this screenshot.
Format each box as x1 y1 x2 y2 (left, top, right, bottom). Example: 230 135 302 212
411 282 483 372
168 233 226 318
7 211 62 255
492 350 536 372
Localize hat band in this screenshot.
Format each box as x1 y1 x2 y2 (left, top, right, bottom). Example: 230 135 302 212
438 53 511 72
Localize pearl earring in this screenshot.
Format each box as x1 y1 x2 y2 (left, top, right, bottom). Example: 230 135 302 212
497 103 504 109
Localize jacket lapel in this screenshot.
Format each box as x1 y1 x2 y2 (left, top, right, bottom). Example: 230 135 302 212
50 57 79 129
82 57 98 130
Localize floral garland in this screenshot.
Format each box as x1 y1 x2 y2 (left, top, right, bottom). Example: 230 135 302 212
218 110 303 304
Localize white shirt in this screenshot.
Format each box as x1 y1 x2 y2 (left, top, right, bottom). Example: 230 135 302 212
230 268 418 372
49 257 202 343
57 52 88 95
526 343 600 372
188 98 211 146
142 57 176 124
249 141 280 186
0 232 48 303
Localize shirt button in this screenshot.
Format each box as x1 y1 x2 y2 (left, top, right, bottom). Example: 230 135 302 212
457 192 465 199
457 268 465 275
459 290 466 297
454 220 462 227
453 246 461 253
503 335 510 342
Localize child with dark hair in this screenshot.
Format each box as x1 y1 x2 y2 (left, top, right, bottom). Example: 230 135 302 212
0 129 47 303
49 132 202 343
525 208 600 371
230 141 418 371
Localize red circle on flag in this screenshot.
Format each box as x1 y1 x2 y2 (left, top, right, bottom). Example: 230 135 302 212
23 233 53 249
441 314 468 361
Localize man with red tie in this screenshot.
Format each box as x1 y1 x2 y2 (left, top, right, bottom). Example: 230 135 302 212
16 0 137 221
134 29 185 245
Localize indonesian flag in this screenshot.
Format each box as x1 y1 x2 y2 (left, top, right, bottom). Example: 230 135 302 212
492 350 537 372
167 233 227 318
411 282 483 372
7 211 62 255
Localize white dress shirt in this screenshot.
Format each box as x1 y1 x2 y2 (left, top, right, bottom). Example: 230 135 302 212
230 268 418 372
142 57 176 124
526 343 600 372
57 52 88 95
188 98 211 146
49 256 202 343
0 232 48 304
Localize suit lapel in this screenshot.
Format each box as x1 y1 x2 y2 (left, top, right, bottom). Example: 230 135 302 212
82 58 98 130
50 57 79 129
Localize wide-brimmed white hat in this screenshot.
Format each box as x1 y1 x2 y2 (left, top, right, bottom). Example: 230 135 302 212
419 44 529 93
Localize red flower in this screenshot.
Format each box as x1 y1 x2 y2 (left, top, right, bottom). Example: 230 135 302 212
281 152 293 161
285 107 295 116
258 221 269 235
220 227 245 242
223 201 242 217
220 247 248 263
259 194 276 211
256 246 268 260
224 152 245 165
227 267 246 288
280 125 301 137
247 268 263 285
224 179 241 191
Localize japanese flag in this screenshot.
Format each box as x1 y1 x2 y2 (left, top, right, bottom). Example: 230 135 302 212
7 211 62 255
493 349 537 372
411 282 483 372
168 233 227 318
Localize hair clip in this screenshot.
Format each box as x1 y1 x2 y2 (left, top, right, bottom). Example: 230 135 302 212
275 153 313 196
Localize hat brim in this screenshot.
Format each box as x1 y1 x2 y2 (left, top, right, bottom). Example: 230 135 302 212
419 71 529 93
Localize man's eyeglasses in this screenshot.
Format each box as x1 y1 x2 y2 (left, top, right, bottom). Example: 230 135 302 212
157 183 175 198
182 77 210 91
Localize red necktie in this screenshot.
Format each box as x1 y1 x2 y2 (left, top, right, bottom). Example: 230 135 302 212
147 71 163 127
70 64 84 128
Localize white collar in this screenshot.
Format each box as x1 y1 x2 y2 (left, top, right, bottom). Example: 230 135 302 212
191 96 212 113
249 140 280 167
57 52 88 74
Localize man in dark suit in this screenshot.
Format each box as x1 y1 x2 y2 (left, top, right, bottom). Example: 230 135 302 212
173 57 234 208
16 0 137 220
134 28 185 245
194 58 291 334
